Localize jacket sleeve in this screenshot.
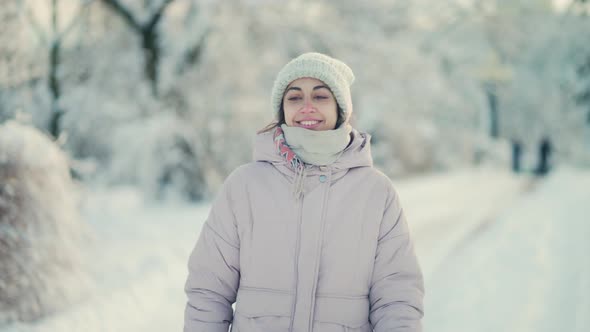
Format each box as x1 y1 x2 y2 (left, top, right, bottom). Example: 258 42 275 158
369 186 424 332
184 178 241 332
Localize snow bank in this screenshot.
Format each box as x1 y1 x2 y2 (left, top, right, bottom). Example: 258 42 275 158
0 121 89 323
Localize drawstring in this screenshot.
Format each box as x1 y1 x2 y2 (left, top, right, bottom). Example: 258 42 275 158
293 165 307 200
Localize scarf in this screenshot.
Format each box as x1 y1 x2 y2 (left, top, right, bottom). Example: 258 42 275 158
273 124 352 199
280 123 352 166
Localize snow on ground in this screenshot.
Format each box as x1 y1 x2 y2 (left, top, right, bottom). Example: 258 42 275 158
395 166 533 277
1 187 210 332
1 166 588 332
423 166 590 332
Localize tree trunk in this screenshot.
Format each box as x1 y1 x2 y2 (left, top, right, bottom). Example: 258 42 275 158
48 0 63 138
486 89 499 138
142 27 159 96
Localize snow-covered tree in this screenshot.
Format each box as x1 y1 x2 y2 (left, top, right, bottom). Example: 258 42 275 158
2 0 589 201
11 0 94 138
100 0 180 96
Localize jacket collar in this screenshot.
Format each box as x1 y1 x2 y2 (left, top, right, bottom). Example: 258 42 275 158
252 127 373 182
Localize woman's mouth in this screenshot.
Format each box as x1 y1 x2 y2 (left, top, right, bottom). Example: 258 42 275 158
296 120 323 129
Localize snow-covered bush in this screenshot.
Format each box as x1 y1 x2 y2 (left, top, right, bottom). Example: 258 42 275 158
0 121 88 323
105 112 209 201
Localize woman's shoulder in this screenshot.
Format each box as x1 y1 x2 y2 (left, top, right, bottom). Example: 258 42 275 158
232 161 273 175
223 161 273 186
355 166 401 199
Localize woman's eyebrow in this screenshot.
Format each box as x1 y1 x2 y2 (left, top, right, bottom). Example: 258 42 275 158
313 85 330 90
285 85 329 93
285 87 301 93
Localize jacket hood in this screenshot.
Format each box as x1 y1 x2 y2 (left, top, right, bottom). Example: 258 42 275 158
252 127 373 176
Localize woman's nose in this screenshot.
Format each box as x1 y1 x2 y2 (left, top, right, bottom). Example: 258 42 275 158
300 101 317 113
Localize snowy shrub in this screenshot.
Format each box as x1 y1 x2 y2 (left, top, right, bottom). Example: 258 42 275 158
0 121 88 323
106 112 209 201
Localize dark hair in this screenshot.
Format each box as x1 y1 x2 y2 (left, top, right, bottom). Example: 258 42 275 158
257 100 345 134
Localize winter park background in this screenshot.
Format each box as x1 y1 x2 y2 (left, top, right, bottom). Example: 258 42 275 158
1 0 590 331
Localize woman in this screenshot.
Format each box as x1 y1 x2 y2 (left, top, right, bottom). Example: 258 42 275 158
184 52 424 332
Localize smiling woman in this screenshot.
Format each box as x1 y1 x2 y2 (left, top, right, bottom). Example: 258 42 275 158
183 52 424 332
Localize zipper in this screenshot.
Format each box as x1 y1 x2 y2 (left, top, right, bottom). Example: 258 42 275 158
306 167 333 331
288 194 305 332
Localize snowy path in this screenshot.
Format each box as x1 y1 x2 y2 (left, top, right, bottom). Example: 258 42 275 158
1 167 587 332
396 167 532 277
423 166 590 332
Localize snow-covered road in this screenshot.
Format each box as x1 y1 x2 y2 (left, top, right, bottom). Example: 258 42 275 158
396 167 532 277
1 166 588 332
423 166 590 332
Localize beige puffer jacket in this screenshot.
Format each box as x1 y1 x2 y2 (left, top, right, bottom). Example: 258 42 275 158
184 128 424 332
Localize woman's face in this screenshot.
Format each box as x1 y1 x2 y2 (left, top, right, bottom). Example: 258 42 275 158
282 77 338 131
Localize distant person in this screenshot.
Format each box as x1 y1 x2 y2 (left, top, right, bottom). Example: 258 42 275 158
535 137 552 176
183 52 424 331
511 139 522 173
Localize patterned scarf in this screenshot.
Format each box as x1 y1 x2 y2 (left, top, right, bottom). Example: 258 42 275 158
273 126 307 199
273 126 304 171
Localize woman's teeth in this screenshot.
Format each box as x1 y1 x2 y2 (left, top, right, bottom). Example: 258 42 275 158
300 120 320 126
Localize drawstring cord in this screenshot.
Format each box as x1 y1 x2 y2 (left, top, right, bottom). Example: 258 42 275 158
293 164 307 200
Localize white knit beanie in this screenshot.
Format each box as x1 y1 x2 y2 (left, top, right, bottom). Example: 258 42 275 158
270 52 355 124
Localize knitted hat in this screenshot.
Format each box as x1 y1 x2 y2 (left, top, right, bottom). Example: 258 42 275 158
270 52 355 124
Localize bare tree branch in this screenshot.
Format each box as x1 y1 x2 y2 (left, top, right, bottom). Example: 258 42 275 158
146 0 175 31
51 0 58 36
101 0 177 96
17 0 48 47
57 0 95 43
101 0 141 32
177 26 211 73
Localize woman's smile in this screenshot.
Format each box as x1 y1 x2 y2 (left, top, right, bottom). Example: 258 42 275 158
296 118 324 129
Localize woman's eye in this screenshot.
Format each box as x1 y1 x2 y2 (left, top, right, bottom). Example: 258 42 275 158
288 96 301 101
315 96 328 99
